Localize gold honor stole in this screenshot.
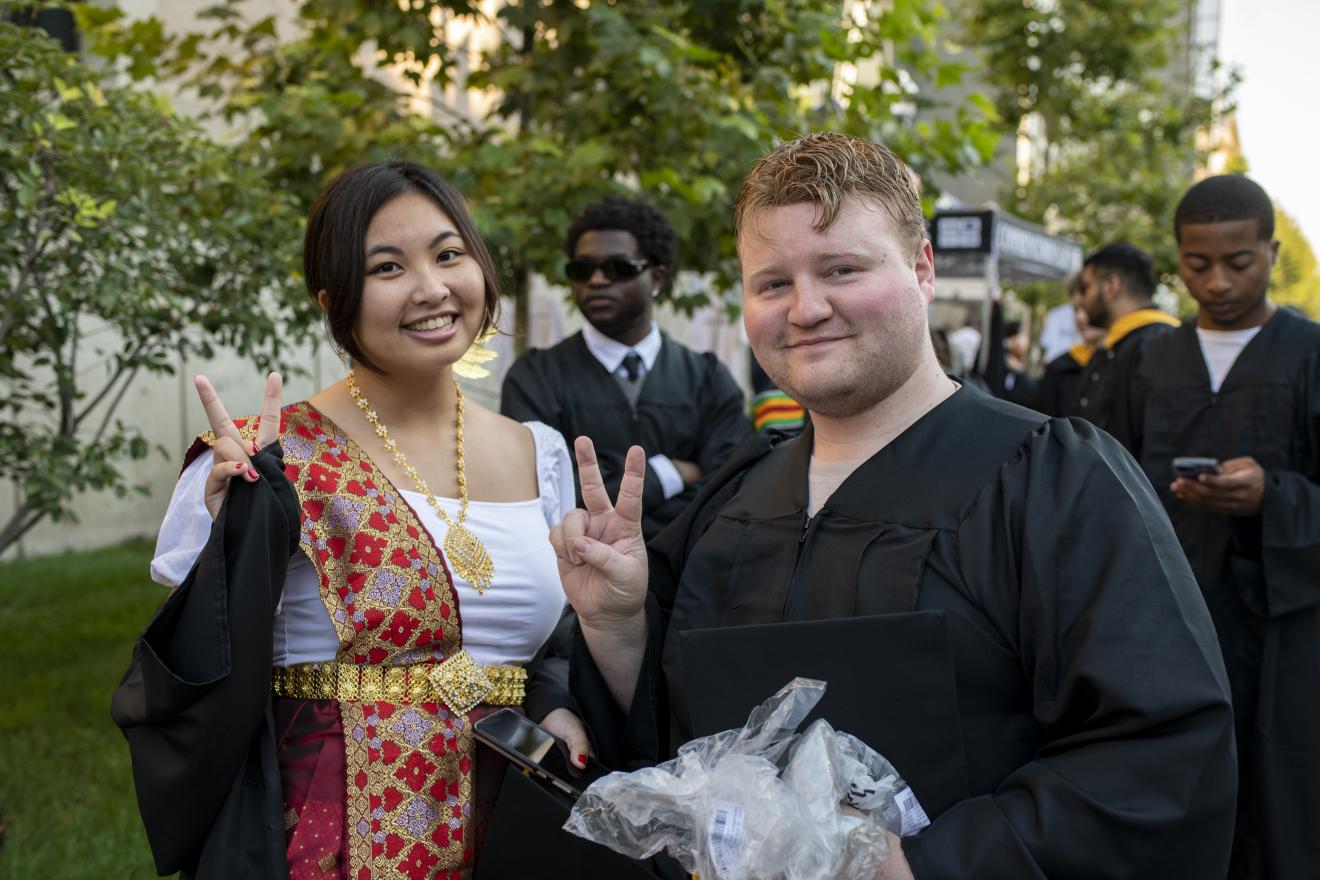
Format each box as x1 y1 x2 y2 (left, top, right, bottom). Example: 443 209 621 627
196 402 477 879
1102 308 1180 351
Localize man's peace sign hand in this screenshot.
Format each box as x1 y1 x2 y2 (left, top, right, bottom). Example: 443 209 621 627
194 371 283 520
549 437 649 629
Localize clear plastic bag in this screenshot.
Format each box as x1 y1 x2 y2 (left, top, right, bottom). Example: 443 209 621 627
563 678 929 880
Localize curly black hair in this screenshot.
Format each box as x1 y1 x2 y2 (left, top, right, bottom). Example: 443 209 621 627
564 195 678 275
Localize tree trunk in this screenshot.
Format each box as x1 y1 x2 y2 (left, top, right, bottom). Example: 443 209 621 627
512 21 536 357
0 496 44 558
513 264 531 356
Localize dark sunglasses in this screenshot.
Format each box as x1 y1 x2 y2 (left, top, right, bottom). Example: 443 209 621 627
565 256 650 284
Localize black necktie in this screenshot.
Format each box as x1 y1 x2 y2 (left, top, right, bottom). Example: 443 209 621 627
622 352 643 382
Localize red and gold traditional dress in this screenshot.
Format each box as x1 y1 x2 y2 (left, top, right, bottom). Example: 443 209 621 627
157 402 574 879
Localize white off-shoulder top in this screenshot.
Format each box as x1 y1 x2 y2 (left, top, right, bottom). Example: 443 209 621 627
151 420 575 668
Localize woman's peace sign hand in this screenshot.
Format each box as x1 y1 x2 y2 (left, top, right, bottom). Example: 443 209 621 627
194 371 283 520
549 437 649 630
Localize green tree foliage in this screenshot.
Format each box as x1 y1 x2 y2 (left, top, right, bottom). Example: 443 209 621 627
0 21 305 553
963 0 1229 283
5 0 999 553
1274 208 1320 319
75 0 999 328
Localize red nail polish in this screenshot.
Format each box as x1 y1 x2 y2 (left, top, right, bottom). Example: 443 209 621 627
235 461 246 470
247 467 260 480
251 440 260 455
576 754 586 767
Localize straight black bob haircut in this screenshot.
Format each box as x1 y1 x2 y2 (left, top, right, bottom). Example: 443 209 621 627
303 160 502 373
1174 174 1275 242
1083 241 1156 301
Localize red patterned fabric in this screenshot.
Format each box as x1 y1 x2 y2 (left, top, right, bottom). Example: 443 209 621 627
278 698 348 879
199 403 503 879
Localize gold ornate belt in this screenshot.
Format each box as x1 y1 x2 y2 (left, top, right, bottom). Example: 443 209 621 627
271 650 525 714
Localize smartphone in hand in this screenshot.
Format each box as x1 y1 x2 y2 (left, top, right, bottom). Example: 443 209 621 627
474 708 612 799
1172 456 1222 479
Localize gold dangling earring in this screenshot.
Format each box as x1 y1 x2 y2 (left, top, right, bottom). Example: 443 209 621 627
454 328 499 379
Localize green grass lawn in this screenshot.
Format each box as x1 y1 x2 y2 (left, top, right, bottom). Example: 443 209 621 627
0 540 169 878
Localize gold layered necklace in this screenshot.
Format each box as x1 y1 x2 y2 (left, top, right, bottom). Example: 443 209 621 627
346 370 495 594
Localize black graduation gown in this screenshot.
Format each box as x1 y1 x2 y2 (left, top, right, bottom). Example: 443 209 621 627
110 445 298 879
1036 347 1088 417
501 331 751 541
573 388 1237 879
1129 308 1320 879
1070 312 1177 443
1001 368 1040 409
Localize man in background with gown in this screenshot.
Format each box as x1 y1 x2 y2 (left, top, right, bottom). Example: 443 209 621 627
1067 241 1178 433
1125 174 1320 879
1035 273 1105 417
554 132 1238 879
501 196 750 542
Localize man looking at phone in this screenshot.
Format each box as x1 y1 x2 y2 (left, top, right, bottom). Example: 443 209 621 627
555 134 1236 878
501 196 751 540
1125 174 1320 879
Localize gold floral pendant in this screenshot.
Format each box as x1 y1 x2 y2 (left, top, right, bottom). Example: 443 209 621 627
444 522 495 594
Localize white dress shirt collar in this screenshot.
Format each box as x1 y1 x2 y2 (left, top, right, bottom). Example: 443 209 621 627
581 322 662 375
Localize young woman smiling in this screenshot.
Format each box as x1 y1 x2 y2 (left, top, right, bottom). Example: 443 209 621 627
134 161 589 879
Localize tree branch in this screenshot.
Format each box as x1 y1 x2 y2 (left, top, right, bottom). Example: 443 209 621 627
88 359 142 449
0 213 64 346
72 339 142 428
0 494 48 557
34 282 76 438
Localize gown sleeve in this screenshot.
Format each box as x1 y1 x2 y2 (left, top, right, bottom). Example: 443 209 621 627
901 419 1237 879
111 444 300 878
645 355 752 529
1256 348 1320 616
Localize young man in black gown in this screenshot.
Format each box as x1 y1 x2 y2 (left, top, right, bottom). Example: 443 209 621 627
501 196 750 541
1067 241 1178 432
1125 174 1320 880
553 133 1237 879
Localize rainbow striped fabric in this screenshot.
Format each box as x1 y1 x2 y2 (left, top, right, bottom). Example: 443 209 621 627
752 389 805 432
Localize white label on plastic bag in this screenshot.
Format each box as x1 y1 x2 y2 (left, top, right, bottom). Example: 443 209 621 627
894 786 930 836
707 799 746 878
846 772 895 811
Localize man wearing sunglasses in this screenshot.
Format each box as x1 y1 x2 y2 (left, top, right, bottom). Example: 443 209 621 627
501 195 751 540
